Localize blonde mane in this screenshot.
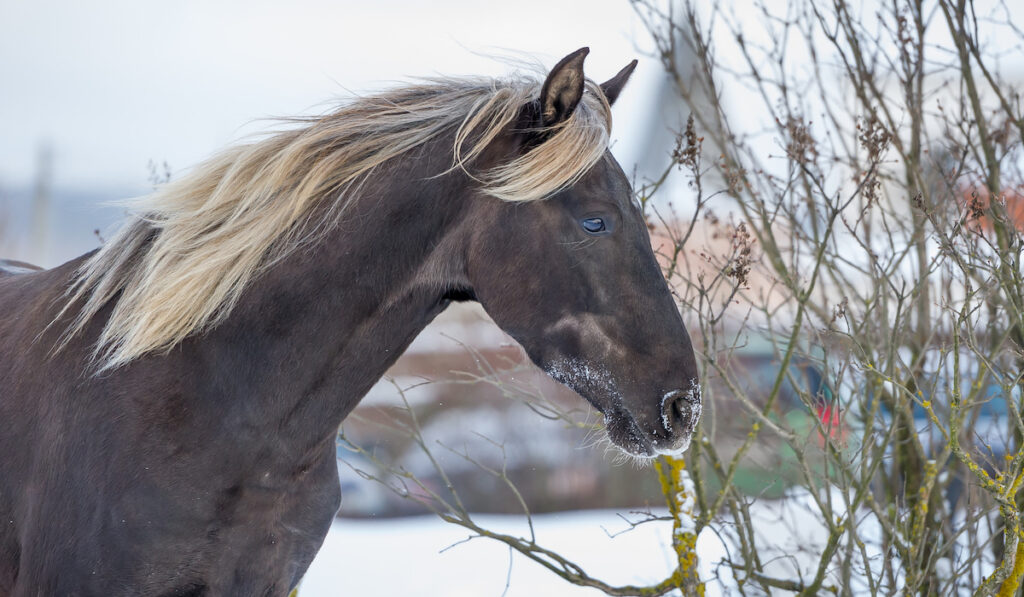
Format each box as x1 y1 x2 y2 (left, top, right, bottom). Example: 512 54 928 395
63 74 613 369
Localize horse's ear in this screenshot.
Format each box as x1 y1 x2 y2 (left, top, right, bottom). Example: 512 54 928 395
600 59 638 106
539 47 589 127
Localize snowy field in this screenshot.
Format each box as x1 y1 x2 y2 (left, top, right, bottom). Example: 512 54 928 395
302 510 718 597
301 488 900 596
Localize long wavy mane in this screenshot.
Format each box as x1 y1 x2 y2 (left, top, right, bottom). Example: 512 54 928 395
61 74 613 369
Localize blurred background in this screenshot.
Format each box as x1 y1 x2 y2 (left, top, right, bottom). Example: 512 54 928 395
0 0 666 264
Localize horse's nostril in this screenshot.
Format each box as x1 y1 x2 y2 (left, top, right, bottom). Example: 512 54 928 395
671 397 687 428
670 396 691 431
661 391 696 434
655 387 702 454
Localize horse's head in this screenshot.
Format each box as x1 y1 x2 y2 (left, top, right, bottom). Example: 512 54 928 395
460 49 701 458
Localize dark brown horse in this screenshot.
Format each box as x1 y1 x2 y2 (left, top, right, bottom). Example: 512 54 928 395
0 49 700 596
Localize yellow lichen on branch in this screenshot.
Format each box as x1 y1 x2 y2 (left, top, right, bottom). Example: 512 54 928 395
657 456 704 597
995 538 1024 597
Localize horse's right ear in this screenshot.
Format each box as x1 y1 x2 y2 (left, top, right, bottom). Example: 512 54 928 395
599 59 638 106
539 47 590 127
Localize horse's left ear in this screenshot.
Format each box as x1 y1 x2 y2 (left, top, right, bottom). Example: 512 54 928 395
600 59 638 106
540 47 590 127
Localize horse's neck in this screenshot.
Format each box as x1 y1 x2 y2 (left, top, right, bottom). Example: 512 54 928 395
190 168 467 455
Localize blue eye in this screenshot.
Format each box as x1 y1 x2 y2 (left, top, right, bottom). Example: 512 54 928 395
581 217 606 234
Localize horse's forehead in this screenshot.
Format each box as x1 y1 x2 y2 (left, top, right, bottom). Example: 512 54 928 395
572 153 633 205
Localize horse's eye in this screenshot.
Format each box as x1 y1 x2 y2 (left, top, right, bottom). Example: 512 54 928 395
581 217 606 234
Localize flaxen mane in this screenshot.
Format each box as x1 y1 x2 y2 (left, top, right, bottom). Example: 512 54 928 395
62 74 613 369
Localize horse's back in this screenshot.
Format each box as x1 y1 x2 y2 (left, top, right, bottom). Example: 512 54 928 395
0 259 43 277
0 256 64 376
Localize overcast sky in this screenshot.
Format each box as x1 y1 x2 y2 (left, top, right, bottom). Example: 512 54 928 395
0 0 663 194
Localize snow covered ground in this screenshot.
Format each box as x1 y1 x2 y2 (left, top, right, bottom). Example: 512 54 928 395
301 491 876 596
302 510 729 597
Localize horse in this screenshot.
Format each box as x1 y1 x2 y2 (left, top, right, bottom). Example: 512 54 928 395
0 48 700 596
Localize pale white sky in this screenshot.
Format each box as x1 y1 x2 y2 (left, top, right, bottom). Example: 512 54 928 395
0 0 664 193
